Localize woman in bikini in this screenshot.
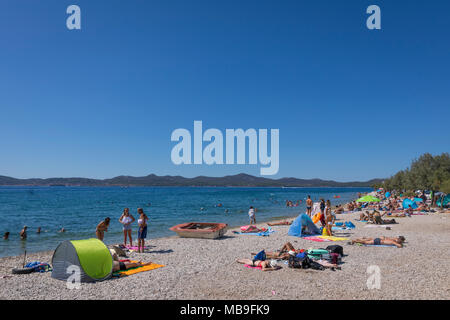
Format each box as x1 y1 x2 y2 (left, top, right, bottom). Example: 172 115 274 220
350 236 405 248
251 242 299 260
236 258 280 271
324 201 334 236
96 217 110 241
119 208 135 247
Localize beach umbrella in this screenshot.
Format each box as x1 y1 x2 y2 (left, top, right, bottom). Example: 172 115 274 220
356 195 381 203
385 192 391 198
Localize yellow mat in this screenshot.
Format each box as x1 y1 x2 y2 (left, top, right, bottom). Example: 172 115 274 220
317 235 349 241
115 260 165 276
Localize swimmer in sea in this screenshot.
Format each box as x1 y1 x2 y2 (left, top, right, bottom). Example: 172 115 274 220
20 226 28 240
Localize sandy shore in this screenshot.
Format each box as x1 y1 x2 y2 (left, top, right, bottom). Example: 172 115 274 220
0 210 449 300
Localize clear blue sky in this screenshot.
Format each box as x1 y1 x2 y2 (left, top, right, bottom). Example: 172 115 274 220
0 0 449 181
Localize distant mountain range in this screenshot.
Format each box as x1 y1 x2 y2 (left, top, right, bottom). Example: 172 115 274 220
0 173 382 188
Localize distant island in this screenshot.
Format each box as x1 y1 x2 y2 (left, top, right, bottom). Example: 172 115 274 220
0 173 382 188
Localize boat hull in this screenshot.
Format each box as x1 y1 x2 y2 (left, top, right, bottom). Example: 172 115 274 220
169 222 228 239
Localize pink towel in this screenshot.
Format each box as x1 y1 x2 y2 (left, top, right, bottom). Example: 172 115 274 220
244 264 262 270
302 236 331 242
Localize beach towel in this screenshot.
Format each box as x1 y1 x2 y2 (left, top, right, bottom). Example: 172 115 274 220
244 264 262 270
302 236 331 242
361 244 398 248
233 227 274 236
364 225 392 229
113 260 165 277
317 236 349 241
331 226 351 231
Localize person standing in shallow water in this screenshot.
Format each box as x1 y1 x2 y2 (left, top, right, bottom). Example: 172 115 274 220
20 226 28 240
137 208 149 253
248 206 256 224
96 217 110 241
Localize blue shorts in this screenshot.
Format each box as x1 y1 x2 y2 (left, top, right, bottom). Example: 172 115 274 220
138 226 147 239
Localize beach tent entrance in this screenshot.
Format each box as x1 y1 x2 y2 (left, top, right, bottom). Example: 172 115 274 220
436 194 450 207
402 199 418 209
288 213 320 237
51 238 113 283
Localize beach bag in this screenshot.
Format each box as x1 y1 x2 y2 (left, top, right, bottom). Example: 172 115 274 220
288 255 324 270
308 259 325 270
288 255 310 269
307 249 330 261
329 253 341 265
325 245 344 256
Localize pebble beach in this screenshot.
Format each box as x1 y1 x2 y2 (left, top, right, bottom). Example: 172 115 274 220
1 209 449 300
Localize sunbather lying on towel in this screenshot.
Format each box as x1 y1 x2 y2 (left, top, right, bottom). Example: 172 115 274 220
239 226 267 233
113 260 153 272
350 236 405 248
251 242 300 260
236 258 281 271
359 211 373 221
373 211 397 224
267 221 292 226
334 205 344 214
387 212 407 217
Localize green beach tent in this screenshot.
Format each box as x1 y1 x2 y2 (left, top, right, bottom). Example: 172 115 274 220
356 195 381 203
51 238 113 283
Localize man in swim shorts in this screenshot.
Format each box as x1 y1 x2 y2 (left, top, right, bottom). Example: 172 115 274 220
350 236 405 248
112 260 153 272
306 195 313 217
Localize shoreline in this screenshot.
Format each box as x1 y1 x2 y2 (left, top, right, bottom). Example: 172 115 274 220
0 214 299 260
0 196 353 259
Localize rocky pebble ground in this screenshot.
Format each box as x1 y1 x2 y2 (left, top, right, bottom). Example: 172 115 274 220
0 211 449 300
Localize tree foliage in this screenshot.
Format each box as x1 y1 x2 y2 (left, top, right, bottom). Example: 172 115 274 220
382 153 450 193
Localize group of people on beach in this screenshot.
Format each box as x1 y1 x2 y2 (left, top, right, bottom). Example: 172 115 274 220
95 207 149 253
3 207 151 254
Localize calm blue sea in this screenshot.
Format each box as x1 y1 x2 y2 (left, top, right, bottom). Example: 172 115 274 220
0 186 370 257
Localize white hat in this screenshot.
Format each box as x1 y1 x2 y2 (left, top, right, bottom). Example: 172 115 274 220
288 250 296 256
